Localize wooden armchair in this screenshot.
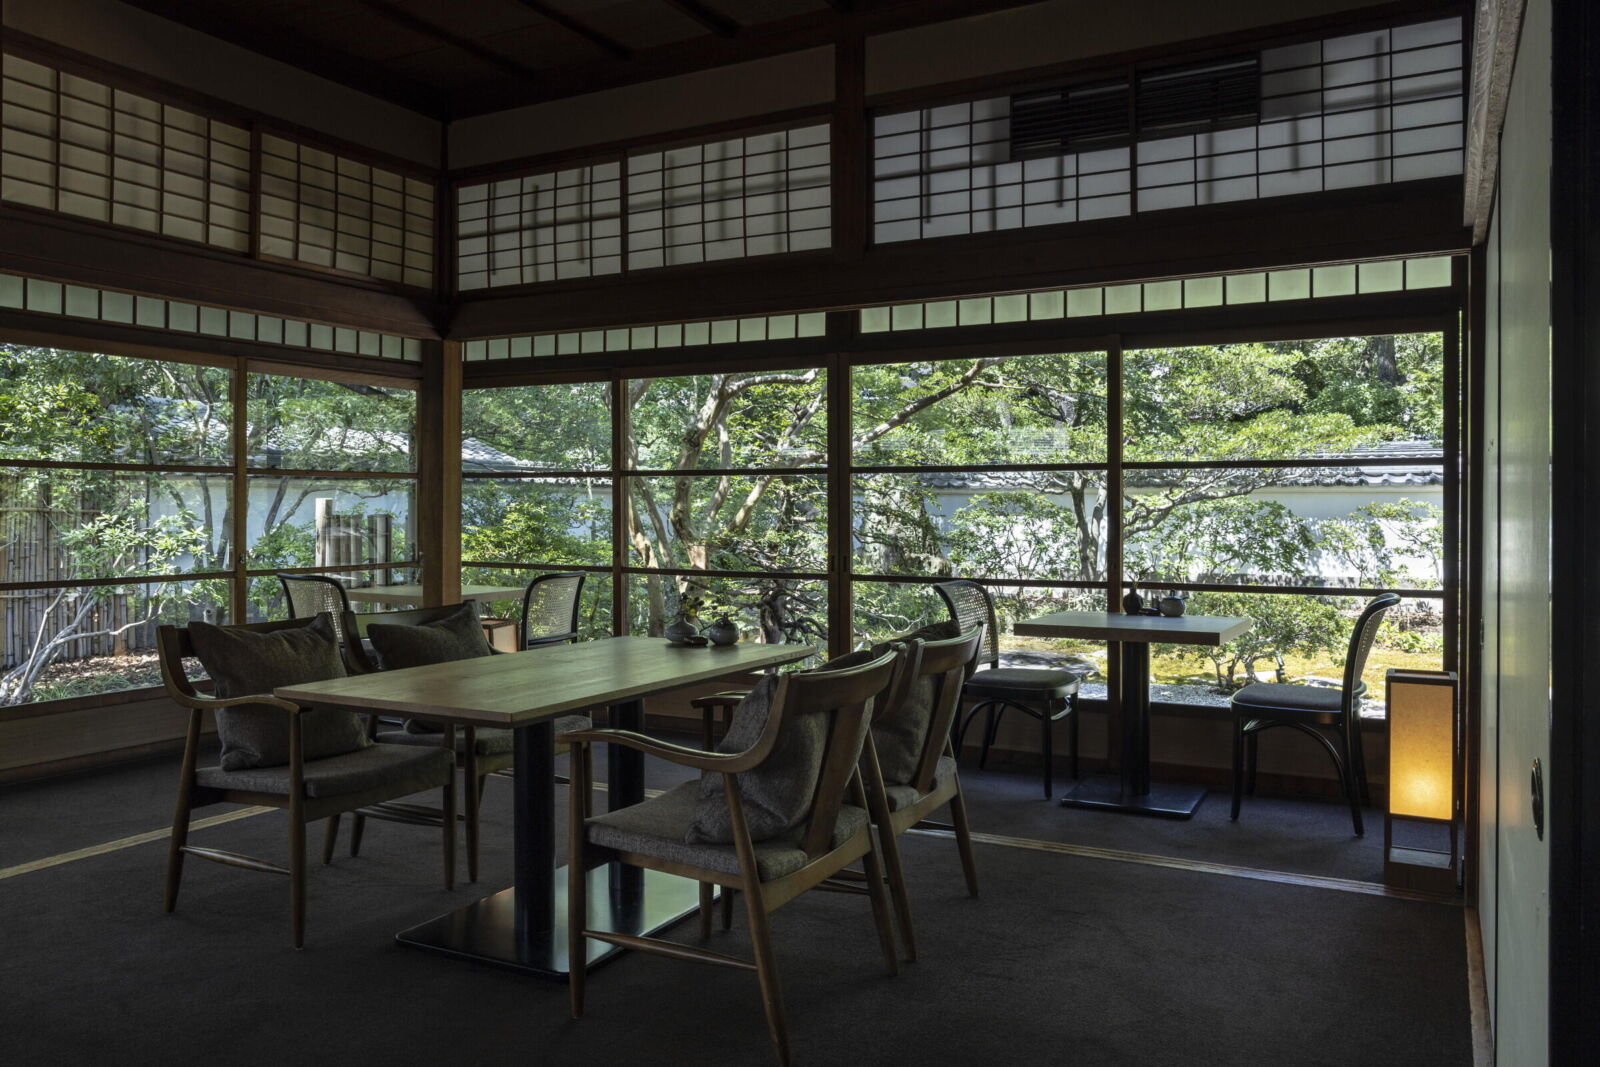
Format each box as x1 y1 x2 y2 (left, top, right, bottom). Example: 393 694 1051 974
856 625 986 962
157 618 456 949
563 648 905 1067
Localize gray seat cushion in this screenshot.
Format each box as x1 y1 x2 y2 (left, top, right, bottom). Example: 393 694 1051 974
369 602 493 671
870 621 960 784
378 714 592 756
588 780 870 882
685 674 828 845
196 742 453 799
188 613 370 771
1232 682 1344 715
965 666 1080 700
884 755 957 812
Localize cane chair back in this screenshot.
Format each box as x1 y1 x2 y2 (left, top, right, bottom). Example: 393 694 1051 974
934 580 1001 672
521 572 587 648
277 573 353 644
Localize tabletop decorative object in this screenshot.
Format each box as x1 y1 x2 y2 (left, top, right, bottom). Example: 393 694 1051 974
1121 585 1144 615
1158 594 1187 617
705 615 740 647
663 615 699 645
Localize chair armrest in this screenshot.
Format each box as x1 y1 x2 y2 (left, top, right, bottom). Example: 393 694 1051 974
560 727 764 773
689 690 749 711
166 690 303 715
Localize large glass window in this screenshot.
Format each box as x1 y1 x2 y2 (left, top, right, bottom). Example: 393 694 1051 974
0 340 419 707
459 320 1453 716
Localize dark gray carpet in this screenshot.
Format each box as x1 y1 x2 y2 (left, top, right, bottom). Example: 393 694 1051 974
0 751 1471 1066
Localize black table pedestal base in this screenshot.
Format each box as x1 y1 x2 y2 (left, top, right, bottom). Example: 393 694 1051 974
1058 776 1207 819
396 864 709 980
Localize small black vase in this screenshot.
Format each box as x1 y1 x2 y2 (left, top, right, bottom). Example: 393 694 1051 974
1122 586 1144 615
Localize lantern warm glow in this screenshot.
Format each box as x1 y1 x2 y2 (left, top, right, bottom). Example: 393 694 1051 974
1387 675 1455 821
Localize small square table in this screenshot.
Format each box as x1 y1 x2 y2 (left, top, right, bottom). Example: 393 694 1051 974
1013 611 1254 818
278 636 815 979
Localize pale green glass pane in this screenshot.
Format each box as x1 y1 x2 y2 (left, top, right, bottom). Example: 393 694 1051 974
958 298 993 325
891 303 923 331
1227 273 1267 304
860 306 891 333
797 313 827 337
1105 284 1142 315
1067 288 1103 317
1143 280 1182 311
1406 256 1453 289
993 294 1028 322
1312 264 1357 298
1029 291 1064 320
1184 277 1224 307
925 300 959 328
1268 269 1311 301
1358 260 1405 293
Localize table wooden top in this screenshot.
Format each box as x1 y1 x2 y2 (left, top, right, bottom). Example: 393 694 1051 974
345 583 525 605
1013 611 1254 646
276 636 816 726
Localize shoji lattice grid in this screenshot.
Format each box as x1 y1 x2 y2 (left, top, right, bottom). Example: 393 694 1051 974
0 272 423 362
258 134 434 289
871 17 1463 244
463 311 828 361
873 98 1132 243
858 256 1455 333
1 53 251 251
626 123 831 270
455 161 623 291
1136 18 1465 211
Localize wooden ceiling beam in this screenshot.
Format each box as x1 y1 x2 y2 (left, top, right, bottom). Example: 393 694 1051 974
115 0 450 118
511 0 631 60
660 0 741 38
355 1 542 84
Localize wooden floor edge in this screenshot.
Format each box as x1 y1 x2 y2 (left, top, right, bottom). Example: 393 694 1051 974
1463 906 1495 1066
907 826 1462 904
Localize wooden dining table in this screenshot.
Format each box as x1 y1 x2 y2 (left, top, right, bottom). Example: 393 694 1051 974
1013 611 1253 818
277 636 816 979
343 582 526 607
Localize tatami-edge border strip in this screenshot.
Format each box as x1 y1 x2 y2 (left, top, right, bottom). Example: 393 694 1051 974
0 805 275 881
908 826 1460 904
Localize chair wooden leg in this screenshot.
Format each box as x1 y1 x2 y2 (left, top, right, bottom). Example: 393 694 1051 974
464 747 481 884
874 821 917 962
582 745 594 820
321 814 341 866
568 753 589 1019
1041 707 1054 800
721 885 735 930
164 782 194 914
1230 717 1246 821
441 728 457 891
948 784 980 898
289 813 306 950
978 705 1000 768
859 834 902 978
698 882 714 940
349 812 366 857
1245 731 1259 796
742 881 791 1067
1336 733 1364 837
1351 720 1372 807
1069 696 1080 779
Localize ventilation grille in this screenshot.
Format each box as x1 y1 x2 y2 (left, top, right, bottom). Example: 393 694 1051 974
1010 81 1130 160
1136 56 1260 137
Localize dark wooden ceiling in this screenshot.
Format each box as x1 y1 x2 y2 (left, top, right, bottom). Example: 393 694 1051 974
120 0 1043 120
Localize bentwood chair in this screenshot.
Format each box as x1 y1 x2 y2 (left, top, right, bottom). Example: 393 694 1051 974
1229 592 1401 836
855 624 985 962
519 571 586 649
157 617 456 948
338 604 593 881
935 580 1081 798
564 649 905 1067
276 573 353 643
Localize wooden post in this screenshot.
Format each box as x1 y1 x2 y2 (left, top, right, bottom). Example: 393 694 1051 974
831 34 867 262
314 498 333 570
418 339 462 607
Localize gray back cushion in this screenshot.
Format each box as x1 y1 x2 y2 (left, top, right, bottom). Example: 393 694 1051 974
870 621 960 785
188 613 369 771
365 603 492 735
686 673 829 845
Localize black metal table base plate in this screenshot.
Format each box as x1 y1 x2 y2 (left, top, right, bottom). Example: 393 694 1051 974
1057 776 1208 819
396 863 709 980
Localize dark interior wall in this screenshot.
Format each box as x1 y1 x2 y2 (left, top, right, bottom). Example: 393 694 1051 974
866 0 1380 96
446 0 1389 171
0 0 442 165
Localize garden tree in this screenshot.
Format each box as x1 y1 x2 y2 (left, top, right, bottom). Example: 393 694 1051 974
1 343 416 703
